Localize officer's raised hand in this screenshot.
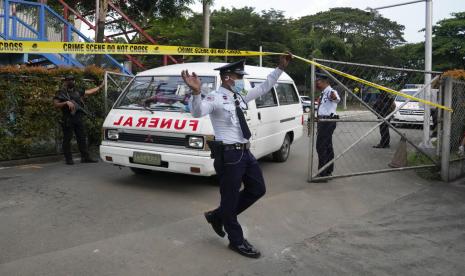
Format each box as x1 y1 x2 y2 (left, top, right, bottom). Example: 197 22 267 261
181 70 201 95
278 52 293 70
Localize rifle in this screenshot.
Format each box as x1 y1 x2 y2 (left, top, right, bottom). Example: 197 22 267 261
58 91 94 118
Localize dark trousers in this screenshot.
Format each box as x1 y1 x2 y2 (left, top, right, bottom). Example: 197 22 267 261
316 122 336 176
61 115 89 161
379 122 390 147
212 149 266 245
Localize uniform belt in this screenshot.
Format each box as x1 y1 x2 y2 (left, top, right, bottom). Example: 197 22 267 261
318 115 339 119
223 143 250 151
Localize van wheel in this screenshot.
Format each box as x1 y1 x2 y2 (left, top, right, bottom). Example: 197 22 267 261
130 167 151 175
273 134 291 162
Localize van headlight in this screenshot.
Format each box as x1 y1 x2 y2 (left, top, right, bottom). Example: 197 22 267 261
187 136 204 149
106 129 119 140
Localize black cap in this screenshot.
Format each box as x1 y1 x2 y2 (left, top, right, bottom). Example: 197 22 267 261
315 72 329 81
214 59 248 75
64 74 75 81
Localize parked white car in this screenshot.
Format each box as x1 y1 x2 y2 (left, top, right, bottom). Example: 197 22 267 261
392 85 437 127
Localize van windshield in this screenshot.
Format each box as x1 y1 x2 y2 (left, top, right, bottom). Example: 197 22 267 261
115 75 216 112
395 90 423 102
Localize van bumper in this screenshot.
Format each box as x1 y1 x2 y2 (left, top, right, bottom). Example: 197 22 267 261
99 145 215 176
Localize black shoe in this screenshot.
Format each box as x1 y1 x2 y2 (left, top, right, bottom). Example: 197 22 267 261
65 159 74 165
81 157 98 163
373 144 390 148
204 211 225 238
228 239 261 259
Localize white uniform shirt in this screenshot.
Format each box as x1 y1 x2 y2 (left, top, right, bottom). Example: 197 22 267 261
318 85 340 116
190 68 283 144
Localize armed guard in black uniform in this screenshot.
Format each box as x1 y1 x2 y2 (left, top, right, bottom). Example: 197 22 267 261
53 74 103 165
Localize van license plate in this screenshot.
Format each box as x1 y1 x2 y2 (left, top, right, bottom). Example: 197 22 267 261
133 152 161 166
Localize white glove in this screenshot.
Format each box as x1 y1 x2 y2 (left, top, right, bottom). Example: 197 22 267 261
459 145 464 155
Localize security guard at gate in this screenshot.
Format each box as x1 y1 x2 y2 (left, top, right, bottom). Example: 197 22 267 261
53 74 103 165
315 72 340 179
181 53 292 258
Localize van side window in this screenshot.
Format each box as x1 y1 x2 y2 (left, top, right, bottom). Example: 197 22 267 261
275 83 299 105
251 82 278 108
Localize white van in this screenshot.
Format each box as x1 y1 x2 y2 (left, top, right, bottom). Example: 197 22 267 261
100 62 304 176
392 85 437 126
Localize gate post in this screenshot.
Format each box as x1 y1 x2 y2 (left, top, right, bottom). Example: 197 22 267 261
308 61 316 182
104 71 108 114
440 77 453 182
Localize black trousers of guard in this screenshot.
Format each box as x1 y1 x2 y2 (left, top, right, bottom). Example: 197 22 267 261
378 120 391 147
61 114 90 161
211 148 266 246
316 121 337 176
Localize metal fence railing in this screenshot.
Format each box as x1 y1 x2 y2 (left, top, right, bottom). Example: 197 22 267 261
308 59 442 182
0 0 129 74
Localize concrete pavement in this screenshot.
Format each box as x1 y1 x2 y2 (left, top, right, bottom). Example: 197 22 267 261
1 136 464 275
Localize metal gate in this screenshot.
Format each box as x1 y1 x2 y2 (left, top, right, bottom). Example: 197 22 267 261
103 71 134 114
307 59 443 182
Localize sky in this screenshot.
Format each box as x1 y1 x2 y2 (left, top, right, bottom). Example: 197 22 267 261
191 0 465 43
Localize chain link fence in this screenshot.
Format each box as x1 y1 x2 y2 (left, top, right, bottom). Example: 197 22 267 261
308 59 442 182
440 77 465 181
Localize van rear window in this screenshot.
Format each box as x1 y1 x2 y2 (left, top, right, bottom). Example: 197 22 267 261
251 82 278 108
275 83 299 105
115 76 215 112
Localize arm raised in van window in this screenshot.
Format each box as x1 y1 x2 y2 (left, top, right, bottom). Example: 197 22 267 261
244 68 283 103
244 53 292 102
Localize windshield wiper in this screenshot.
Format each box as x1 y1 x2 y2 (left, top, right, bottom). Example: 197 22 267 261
152 105 186 112
142 104 154 114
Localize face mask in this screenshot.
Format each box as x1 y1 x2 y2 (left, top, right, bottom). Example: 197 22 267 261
231 79 245 94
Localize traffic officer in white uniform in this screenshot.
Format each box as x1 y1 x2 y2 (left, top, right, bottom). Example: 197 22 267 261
181 53 292 258
315 72 340 178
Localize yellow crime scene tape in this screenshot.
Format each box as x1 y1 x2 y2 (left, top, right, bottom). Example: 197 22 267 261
0 40 262 56
291 55 452 112
0 40 451 111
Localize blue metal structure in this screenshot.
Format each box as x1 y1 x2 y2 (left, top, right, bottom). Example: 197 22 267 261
0 0 130 74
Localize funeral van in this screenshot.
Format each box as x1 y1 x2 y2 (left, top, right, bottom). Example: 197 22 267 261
100 62 304 176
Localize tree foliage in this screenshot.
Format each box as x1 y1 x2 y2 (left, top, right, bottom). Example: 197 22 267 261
432 12 465 70
293 8 405 64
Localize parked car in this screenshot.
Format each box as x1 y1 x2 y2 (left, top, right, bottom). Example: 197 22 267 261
392 86 437 127
300 95 316 113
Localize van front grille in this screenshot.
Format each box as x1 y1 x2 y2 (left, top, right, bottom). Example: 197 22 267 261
118 132 187 147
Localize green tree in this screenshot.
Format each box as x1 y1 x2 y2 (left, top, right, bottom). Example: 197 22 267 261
392 11 465 71
294 8 406 65
432 12 465 70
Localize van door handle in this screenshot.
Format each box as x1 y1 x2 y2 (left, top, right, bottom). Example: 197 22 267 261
258 112 261 120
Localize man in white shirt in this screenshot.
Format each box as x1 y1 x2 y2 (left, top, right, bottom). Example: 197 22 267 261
315 73 340 178
181 54 292 258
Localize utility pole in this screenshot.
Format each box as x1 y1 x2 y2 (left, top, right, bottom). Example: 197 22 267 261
95 0 108 66
422 0 433 148
202 0 210 62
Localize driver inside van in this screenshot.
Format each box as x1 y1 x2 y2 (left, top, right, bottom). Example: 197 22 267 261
181 53 292 258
